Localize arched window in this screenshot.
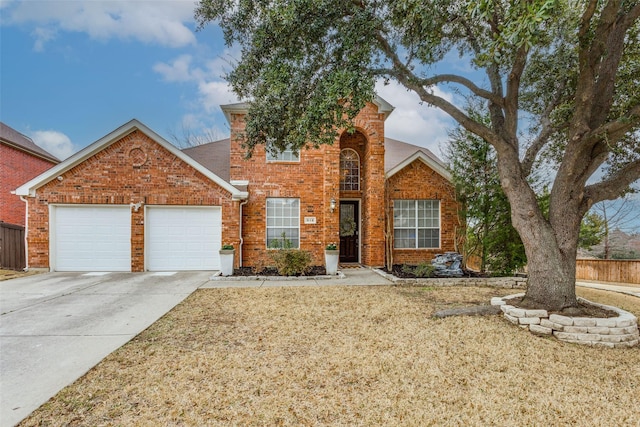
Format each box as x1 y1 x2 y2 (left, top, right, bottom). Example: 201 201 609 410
340 148 360 191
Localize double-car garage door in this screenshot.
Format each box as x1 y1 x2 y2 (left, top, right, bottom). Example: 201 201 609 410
52 205 221 271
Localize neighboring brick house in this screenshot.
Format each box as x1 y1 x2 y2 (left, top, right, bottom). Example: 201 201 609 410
1 122 59 226
16 96 459 272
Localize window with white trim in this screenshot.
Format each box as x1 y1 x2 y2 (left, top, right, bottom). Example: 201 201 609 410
340 148 360 191
266 139 299 162
266 198 300 248
393 200 440 248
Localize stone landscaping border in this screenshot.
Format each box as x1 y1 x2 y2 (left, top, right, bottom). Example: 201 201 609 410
210 271 346 281
492 293 639 348
373 269 527 288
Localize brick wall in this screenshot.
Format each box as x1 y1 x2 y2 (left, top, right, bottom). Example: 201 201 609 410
26 130 238 271
386 159 460 265
228 113 338 268
352 105 386 266
228 102 388 268
1 144 57 226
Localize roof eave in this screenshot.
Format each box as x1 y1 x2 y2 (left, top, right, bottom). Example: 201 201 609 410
1 140 60 164
221 102 249 124
372 95 395 120
15 119 246 199
220 95 395 124
386 151 452 182
231 192 249 201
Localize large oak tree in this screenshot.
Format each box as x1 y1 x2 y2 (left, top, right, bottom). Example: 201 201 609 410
196 0 640 310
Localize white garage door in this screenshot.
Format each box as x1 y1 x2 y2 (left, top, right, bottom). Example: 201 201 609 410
146 206 221 271
53 205 131 271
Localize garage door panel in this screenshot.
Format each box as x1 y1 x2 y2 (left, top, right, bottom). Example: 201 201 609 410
53 206 131 271
146 207 221 271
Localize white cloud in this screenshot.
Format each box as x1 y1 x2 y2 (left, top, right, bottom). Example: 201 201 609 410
198 80 239 112
153 54 195 82
154 50 240 138
30 130 76 160
154 48 240 108
376 80 456 156
3 0 197 50
31 26 57 52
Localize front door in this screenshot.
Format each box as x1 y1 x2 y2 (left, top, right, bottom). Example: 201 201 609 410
339 201 359 263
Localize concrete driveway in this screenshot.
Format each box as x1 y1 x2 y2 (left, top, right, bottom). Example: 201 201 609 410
0 271 210 427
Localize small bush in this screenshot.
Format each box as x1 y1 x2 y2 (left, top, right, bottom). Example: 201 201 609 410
401 262 436 278
269 249 313 276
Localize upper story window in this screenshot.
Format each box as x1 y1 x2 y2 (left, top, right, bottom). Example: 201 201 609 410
266 198 300 248
266 139 299 162
393 200 440 249
340 148 360 191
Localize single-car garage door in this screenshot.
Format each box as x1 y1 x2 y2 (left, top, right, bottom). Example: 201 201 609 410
146 206 221 271
52 205 131 271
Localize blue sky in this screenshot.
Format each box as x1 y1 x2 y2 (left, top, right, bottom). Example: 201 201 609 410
0 0 455 161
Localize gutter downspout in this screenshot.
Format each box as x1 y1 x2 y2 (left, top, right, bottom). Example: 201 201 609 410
19 196 29 271
239 199 248 267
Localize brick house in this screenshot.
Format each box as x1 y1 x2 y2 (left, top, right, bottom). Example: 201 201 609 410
1 122 59 226
15 96 459 272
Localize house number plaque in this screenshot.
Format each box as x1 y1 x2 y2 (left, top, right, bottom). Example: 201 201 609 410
304 216 317 224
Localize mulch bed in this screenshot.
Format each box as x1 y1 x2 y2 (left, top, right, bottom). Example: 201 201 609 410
233 266 327 276
384 264 489 279
505 295 619 318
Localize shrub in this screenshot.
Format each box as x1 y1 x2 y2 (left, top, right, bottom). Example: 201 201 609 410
269 249 312 276
402 262 436 278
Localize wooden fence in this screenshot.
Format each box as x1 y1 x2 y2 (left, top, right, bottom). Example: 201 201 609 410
576 259 640 284
0 222 25 271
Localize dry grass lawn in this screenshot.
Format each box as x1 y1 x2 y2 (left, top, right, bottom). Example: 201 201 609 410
0 269 41 281
21 285 640 426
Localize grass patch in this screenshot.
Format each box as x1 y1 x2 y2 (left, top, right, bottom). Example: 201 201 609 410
20 286 640 426
0 269 41 281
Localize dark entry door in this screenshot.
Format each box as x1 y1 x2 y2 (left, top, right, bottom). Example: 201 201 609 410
339 201 359 262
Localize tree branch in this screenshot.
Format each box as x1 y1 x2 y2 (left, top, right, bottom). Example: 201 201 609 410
573 0 619 131
521 80 568 175
504 44 528 137
584 104 640 147
624 3 640 27
591 5 640 125
584 159 640 207
373 30 504 148
578 0 599 41
421 75 503 106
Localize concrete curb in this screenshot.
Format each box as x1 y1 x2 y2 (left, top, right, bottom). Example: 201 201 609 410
209 271 346 281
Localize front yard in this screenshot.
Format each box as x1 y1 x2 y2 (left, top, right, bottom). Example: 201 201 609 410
21 285 640 426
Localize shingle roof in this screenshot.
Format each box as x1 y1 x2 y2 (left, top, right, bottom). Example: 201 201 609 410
0 122 60 163
384 137 446 173
183 136 449 182
181 139 231 181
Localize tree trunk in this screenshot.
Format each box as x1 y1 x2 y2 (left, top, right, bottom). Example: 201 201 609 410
521 232 578 311
503 190 581 311
496 149 580 311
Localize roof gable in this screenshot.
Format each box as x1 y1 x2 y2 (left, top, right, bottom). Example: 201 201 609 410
0 122 59 163
221 94 395 123
384 138 451 181
15 119 247 200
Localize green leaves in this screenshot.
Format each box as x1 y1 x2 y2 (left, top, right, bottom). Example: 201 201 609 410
578 212 605 249
197 0 377 154
196 0 639 195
